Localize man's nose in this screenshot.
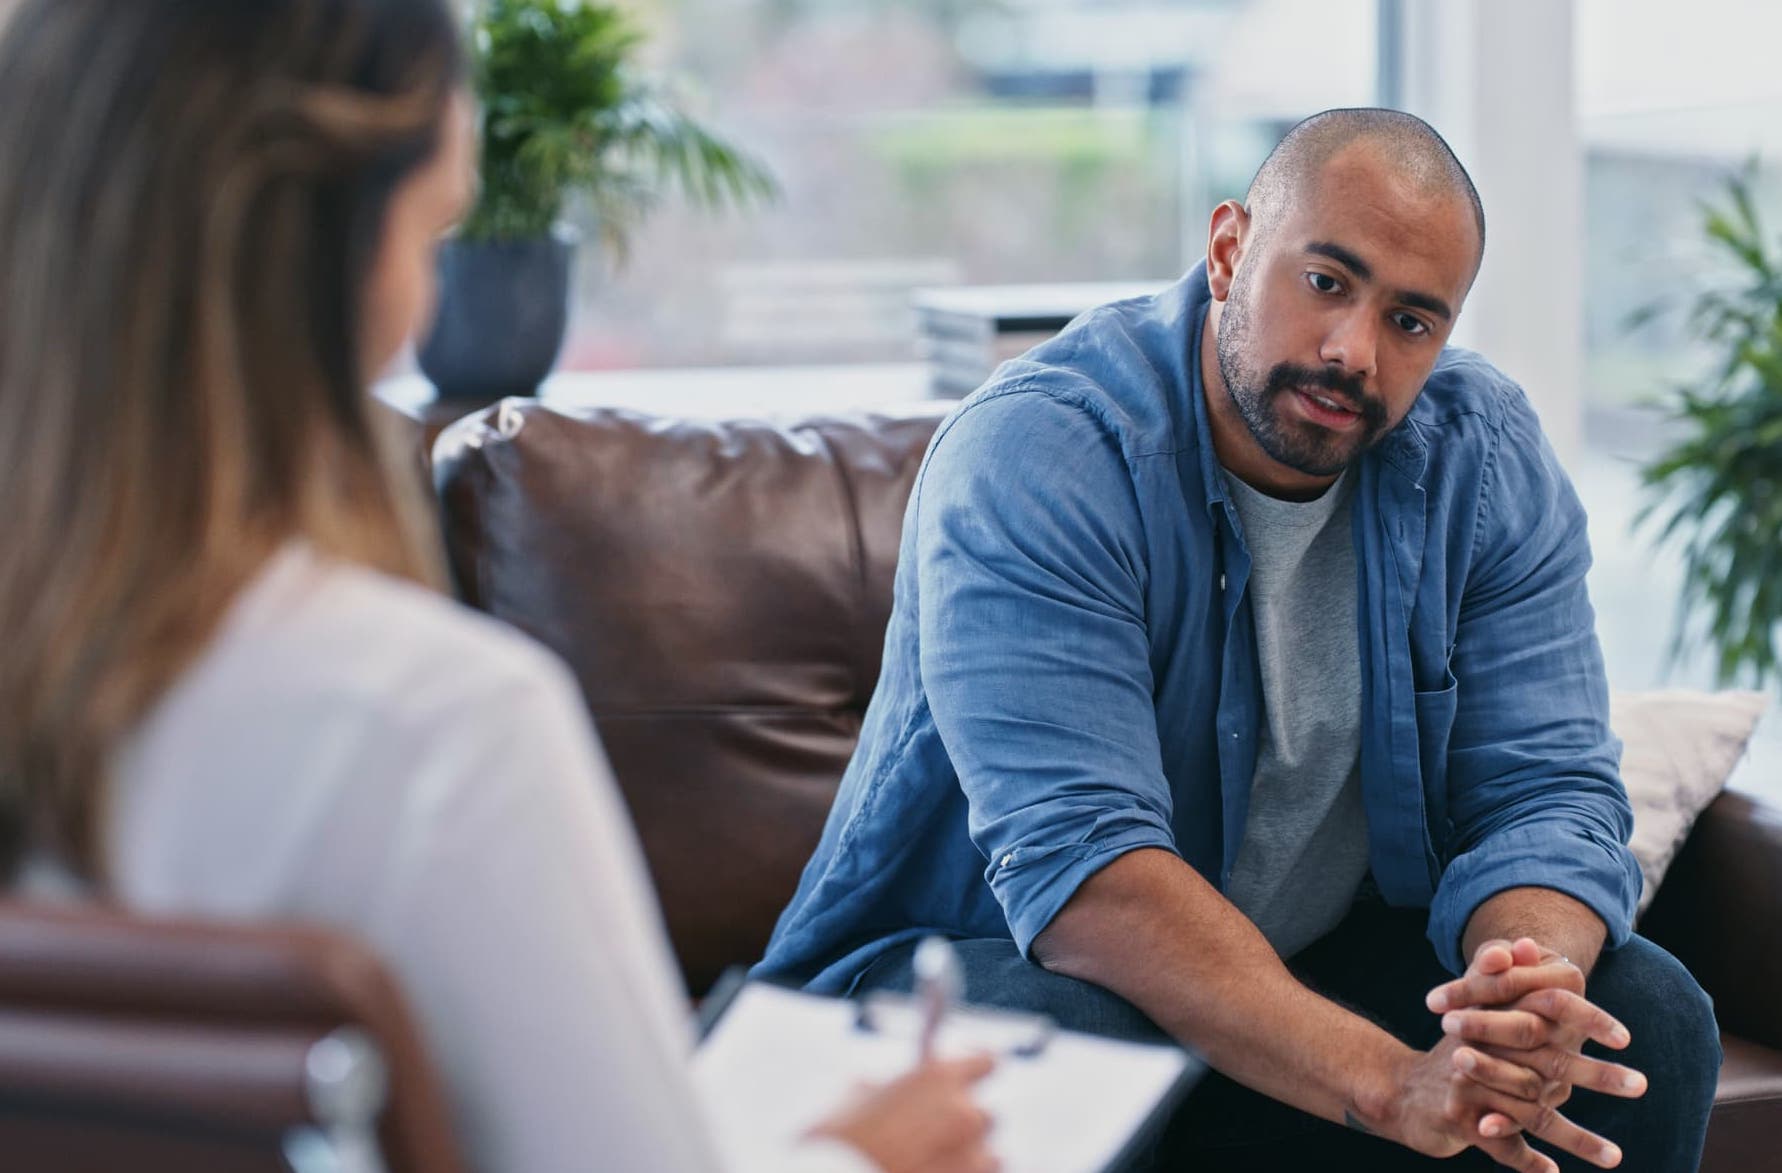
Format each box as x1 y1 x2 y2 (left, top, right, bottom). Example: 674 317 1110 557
1319 308 1378 383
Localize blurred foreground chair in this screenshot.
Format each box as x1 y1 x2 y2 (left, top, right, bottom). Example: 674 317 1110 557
0 901 463 1173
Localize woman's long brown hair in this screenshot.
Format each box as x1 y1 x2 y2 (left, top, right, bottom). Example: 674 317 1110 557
0 0 463 881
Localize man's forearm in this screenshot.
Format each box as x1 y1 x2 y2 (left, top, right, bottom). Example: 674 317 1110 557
1460 887 1608 977
1030 847 1412 1130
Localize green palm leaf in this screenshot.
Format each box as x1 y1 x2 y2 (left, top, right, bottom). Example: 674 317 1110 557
1639 163 1782 687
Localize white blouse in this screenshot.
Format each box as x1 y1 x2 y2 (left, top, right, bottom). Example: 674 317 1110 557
40 545 866 1173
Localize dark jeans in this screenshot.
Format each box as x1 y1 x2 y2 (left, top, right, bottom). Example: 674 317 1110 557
854 901 1721 1172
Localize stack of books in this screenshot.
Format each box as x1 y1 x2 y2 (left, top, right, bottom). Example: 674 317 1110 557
912 280 1171 398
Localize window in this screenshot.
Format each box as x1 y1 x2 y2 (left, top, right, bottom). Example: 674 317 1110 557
561 0 1379 370
1578 0 1782 416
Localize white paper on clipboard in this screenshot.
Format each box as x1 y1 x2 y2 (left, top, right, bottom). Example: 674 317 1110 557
691 982 1197 1173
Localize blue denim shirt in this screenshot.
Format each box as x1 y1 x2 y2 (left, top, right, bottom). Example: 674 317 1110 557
757 264 1640 992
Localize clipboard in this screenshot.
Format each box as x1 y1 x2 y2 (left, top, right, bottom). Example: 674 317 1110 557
692 970 1202 1173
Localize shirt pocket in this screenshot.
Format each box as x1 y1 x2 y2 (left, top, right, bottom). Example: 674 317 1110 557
1413 664 1459 859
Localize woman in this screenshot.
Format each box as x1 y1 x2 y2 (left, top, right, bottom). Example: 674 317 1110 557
0 2 995 1171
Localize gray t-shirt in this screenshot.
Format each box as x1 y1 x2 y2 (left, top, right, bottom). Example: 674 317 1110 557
1220 470 1370 958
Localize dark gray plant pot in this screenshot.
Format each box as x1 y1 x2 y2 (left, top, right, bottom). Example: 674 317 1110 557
418 229 576 401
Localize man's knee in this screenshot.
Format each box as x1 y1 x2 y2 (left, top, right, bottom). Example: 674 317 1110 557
1592 936 1721 1097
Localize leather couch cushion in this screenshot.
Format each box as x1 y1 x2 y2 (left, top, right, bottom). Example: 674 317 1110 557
1718 1033 1782 1104
1702 1034 1782 1172
433 401 951 993
1642 791 1782 1051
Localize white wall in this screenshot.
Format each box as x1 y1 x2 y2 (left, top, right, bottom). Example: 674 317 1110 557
1393 0 1584 459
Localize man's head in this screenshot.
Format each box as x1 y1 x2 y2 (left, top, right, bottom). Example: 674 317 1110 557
1205 108 1483 497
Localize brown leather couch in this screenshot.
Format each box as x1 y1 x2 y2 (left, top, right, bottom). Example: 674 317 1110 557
434 398 1782 1172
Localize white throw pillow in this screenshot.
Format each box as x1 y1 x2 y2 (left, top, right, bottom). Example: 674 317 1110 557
1611 689 1768 915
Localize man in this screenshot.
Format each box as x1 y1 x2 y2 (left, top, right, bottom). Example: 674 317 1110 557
756 109 1719 1171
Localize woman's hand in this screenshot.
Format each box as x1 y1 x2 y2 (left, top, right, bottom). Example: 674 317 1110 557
808 1053 999 1173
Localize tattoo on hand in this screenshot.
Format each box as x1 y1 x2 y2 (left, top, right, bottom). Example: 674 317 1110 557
1344 1110 1374 1135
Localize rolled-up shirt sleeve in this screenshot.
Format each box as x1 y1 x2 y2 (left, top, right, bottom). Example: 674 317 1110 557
1428 390 1642 973
914 385 1178 955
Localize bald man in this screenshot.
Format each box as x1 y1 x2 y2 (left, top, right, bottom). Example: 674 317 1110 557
757 109 1718 1171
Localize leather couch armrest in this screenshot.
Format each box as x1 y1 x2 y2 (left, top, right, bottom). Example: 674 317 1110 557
1639 790 1782 1050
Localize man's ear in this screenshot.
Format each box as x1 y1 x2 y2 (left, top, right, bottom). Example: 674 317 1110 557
1205 200 1251 302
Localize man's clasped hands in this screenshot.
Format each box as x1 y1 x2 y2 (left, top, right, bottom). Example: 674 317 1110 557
1396 938 1648 1173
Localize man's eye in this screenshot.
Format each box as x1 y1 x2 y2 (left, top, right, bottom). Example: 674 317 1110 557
1394 312 1430 337
1307 272 1340 294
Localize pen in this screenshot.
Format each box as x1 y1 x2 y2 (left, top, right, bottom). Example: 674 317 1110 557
912 935 963 1063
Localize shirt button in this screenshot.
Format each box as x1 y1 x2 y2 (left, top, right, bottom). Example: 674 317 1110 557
1000 853 1014 868
1219 573 1227 590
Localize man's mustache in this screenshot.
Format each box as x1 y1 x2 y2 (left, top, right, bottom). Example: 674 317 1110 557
1263 363 1384 427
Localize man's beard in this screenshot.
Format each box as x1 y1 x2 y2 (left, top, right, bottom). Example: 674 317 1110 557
1214 278 1392 477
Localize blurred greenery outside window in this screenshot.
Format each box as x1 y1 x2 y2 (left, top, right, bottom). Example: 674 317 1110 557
557 0 1377 370
539 0 1782 407
1578 0 1782 417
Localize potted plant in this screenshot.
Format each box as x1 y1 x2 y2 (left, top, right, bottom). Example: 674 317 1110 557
1639 167 1782 686
419 0 774 401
